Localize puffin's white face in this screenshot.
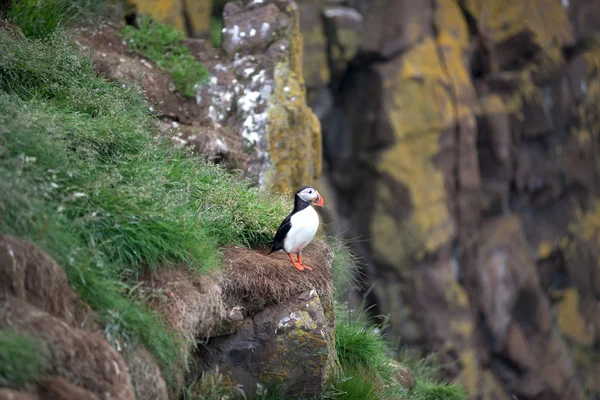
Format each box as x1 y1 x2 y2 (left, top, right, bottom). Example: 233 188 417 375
297 187 324 207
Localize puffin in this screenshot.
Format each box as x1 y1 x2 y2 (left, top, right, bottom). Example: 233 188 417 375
269 185 324 271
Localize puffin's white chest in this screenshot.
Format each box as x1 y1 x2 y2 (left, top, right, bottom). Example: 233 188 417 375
283 206 319 254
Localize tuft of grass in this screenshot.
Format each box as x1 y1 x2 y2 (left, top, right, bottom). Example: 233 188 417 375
397 352 467 400
8 0 107 39
121 16 209 97
0 27 287 389
325 367 381 400
0 330 50 388
332 302 466 400
410 380 466 400
324 236 362 298
334 305 389 372
185 367 246 400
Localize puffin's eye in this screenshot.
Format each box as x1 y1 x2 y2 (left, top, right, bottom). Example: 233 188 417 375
309 190 313 194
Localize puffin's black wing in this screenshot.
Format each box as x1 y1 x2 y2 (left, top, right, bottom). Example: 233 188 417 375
268 213 293 254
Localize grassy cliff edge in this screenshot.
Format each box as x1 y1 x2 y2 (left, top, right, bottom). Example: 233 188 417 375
0 3 466 399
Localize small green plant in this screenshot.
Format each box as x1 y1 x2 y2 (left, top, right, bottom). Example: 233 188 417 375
0 330 49 388
121 16 209 97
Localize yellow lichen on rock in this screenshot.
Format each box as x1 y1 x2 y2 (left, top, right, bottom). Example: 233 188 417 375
371 37 456 264
127 0 185 31
266 62 322 194
265 4 322 194
482 370 509 400
301 24 331 87
456 348 479 396
537 241 554 259
182 0 212 37
462 0 573 50
557 288 594 346
435 0 469 51
127 0 212 36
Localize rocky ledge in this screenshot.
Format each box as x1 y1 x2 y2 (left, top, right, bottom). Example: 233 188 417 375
0 234 339 399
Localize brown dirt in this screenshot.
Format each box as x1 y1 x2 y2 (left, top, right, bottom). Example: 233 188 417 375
124 348 168 400
73 21 204 124
72 22 249 171
36 377 100 400
222 239 334 314
0 389 36 400
0 234 93 329
0 235 140 399
0 297 135 400
141 268 226 341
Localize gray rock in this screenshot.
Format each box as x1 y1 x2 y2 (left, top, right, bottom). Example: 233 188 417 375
197 289 337 398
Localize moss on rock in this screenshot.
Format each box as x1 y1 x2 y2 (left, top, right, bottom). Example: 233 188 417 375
266 61 322 194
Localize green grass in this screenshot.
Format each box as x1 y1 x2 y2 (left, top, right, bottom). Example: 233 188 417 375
0 330 50 388
324 236 361 299
0 27 287 389
334 305 389 373
331 303 466 400
210 16 222 48
398 353 467 400
8 0 107 39
325 367 381 400
121 16 209 97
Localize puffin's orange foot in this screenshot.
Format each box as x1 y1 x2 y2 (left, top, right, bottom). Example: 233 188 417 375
289 253 304 271
296 254 312 271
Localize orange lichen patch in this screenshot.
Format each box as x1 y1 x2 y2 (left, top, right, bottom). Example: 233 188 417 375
128 0 185 32
557 289 594 346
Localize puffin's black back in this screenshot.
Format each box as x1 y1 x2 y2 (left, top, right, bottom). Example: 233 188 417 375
268 192 311 254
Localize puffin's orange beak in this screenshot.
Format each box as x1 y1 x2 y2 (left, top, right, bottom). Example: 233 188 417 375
313 193 324 207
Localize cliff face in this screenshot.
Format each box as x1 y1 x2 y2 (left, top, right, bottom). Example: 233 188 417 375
301 0 600 399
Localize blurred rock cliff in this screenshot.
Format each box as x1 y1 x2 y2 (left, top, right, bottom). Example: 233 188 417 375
123 1 600 399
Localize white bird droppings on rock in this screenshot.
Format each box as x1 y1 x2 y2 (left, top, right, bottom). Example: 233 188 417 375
228 25 241 46
324 7 363 22
261 22 270 37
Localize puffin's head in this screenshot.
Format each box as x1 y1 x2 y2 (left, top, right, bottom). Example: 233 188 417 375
296 185 324 207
